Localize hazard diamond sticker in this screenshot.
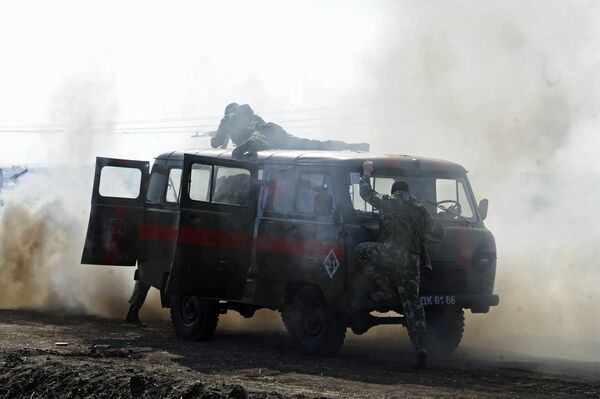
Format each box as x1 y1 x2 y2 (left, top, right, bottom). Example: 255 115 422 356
323 248 340 279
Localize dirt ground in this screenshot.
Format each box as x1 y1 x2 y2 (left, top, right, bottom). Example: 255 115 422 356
1 309 599 399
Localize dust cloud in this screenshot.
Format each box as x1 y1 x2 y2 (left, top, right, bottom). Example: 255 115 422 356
360 2 600 361
0 166 132 317
0 201 67 309
0 76 147 319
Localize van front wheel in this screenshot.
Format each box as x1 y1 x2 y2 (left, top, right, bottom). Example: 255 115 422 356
170 295 219 341
282 288 346 356
418 306 465 355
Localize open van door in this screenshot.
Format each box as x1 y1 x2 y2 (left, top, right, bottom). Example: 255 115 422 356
81 157 149 266
166 154 258 299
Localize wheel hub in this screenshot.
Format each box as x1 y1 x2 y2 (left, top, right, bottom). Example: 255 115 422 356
180 296 198 326
302 306 324 338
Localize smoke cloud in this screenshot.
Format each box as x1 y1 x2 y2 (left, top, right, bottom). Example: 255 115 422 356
0 75 144 318
360 1 600 361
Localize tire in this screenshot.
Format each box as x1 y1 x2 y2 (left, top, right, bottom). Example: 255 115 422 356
282 287 346 356
170 295 219 341
412 306 464 355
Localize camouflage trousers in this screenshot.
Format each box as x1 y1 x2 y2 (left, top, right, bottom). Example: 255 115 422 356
355 241 427 351
232 137 368 158
128 280 151 311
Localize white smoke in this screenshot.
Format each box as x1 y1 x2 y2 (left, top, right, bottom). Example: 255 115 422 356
358 1 600 361
0 74 169 319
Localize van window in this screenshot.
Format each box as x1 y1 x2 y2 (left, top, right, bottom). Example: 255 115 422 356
166 168 182 203
348 171 475 220
436 178 474 218
189 164 212 202
99 166 141 199
212 166 251 207
146 171 166 203
263 166 295 214
349 175 395 213
295 173 334 215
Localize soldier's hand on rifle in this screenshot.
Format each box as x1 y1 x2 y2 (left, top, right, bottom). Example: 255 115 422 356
363 160 374 177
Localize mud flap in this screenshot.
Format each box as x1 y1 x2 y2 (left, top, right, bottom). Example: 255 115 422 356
81 157 149 266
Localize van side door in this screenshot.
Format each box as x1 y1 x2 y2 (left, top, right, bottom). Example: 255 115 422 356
166 154 258 299
81 157 149 266
254 165 346 307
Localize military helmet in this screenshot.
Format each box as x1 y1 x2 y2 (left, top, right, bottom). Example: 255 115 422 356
224 102 240 116
237 104 254 116
391 181 409 194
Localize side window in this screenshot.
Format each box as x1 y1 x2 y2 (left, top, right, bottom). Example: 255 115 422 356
189 164 212 202
212 166 251 207
295 172 334 215
146 171 166 203
99 166 141 199
457 181 473 218
165 168 182 203
262 166 295 214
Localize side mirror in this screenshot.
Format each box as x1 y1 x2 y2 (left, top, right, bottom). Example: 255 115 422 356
478 199 489 220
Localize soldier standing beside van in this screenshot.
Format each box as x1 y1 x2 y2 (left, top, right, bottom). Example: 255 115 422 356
210 103 369 158
125 276 151 326
355 160 442 369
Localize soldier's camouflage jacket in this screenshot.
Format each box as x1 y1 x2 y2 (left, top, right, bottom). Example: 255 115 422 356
359 175 442 269
211 108 368 157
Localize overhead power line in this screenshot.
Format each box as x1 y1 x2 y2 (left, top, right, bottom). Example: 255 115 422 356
0 99 516 135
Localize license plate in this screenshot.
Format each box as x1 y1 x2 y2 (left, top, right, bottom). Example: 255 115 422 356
420 295 456 306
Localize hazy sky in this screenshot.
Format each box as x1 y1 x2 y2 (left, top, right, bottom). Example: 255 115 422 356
0 0 388 163
0 0 598 173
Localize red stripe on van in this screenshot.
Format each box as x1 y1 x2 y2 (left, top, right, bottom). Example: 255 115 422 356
104 202 127 264
138 224 344 261
255 236 345 262
454 225 472 266
178 226 253 250
139 224 178 242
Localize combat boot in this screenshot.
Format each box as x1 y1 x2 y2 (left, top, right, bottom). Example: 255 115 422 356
416 348 427 369
125 306 145 327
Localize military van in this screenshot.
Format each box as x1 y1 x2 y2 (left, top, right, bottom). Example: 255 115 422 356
82 149 499 355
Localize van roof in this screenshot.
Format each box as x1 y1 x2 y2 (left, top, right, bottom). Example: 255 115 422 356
156 149 467 174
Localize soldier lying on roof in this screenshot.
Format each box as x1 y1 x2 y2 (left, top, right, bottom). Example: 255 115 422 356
210 103 370 158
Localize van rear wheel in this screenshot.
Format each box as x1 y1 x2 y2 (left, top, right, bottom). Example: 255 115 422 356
170 295 219 341
282 288 346 356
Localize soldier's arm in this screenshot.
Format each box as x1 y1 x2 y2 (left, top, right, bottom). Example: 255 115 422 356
211 117 231 149
359 160 384 208
422 205 444 241
231 132 272 159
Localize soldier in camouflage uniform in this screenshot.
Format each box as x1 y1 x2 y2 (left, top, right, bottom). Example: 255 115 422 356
210 103 369 158
355 160 442 368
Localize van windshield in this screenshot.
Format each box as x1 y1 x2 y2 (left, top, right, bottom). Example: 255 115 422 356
349 172 476 222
